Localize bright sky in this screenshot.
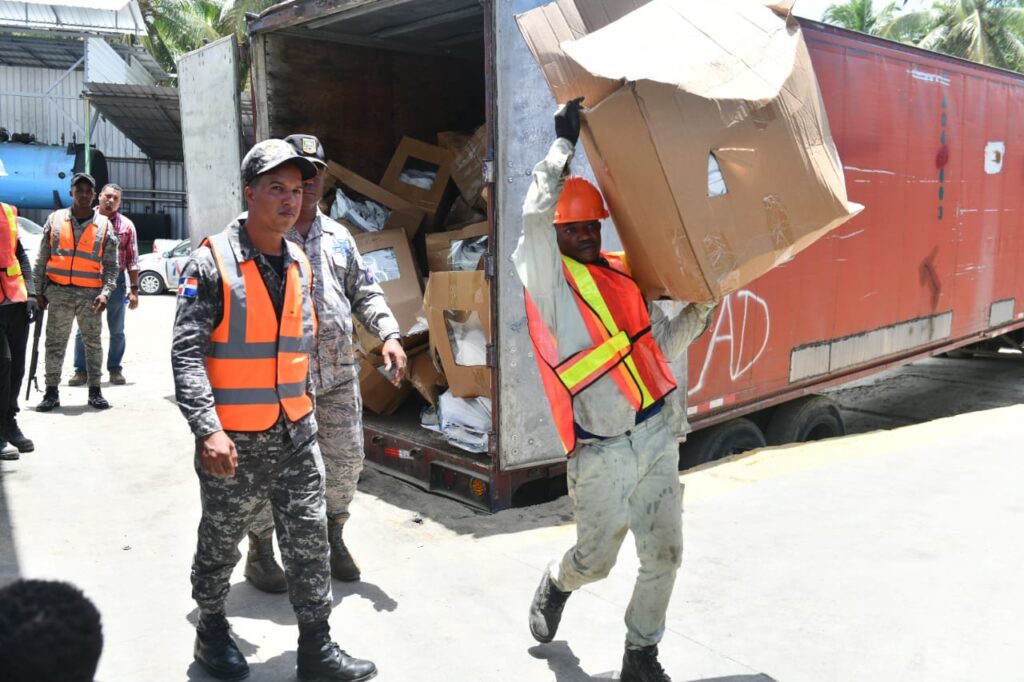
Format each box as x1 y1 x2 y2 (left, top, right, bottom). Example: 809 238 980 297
794 0 928 21
19 0 130 9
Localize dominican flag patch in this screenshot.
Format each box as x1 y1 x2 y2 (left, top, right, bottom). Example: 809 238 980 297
177 276 198 298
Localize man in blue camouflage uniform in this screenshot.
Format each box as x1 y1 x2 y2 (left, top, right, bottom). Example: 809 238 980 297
172 139 377 682
243 134 406 594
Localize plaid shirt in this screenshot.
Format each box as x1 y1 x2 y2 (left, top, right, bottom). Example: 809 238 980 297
110 212 139 272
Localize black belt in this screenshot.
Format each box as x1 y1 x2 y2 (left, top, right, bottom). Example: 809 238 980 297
574 399 665 441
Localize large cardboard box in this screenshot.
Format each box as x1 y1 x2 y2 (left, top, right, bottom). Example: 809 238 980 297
325 160 426 239
516 0 861 301
380 137 455 225
358 358 412 415
424 270 491 398
353 229 425 354
425 221 489 273
438 125 487 208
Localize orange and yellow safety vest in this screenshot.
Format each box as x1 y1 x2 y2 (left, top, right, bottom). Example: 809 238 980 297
46 210 110 288
0 203 28 304
204 231 318 432
525 252 677 455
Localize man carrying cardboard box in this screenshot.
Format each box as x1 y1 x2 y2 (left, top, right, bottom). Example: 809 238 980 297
243 134 407 594
516 99 717 682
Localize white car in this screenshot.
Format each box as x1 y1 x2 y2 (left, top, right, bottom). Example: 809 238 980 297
137 238 191 295
16 216 43 266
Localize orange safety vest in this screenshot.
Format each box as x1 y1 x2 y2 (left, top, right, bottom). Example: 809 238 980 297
46 210 110 288
203 231 318 432
525 252 677 455
0 203 28 304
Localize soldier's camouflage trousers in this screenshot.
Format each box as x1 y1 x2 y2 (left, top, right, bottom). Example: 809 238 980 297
252 371 363 533
192 425 332 624
43 286 103 388
553 411 684 649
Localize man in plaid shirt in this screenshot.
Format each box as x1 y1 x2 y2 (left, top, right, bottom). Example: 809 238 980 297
70 184 140 386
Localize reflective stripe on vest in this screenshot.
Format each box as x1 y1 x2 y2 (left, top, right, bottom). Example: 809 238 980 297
204 231 317 432
524 252 677 455
0 203 27 303
46 211 108 288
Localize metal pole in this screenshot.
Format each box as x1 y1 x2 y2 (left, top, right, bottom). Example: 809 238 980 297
84 98 92 175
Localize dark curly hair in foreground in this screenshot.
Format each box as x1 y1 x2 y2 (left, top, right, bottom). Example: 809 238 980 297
0 579 103 682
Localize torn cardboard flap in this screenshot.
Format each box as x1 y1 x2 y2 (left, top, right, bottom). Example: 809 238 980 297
517 0 862 301
353 229 424 354
325 160 425 239
424 270 491 399
426 221 489 273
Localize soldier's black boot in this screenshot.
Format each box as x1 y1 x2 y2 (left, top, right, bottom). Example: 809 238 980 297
296 620 377 682
528 566 571 643
328 518 360 582
87 386 110 410
36 387 59 412
621 645 672 682
4 416 34 452
243 530 287 593
194 612 249 681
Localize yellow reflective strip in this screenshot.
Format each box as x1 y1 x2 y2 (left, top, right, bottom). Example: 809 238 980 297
558 331 630 388
623 356 655 407
562 256 622 336
6 264 21 277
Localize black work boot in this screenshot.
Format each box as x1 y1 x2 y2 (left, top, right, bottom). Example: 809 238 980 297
621 645 672 682
296 620 377 682
243 530 287 593
36 387 59 412
0 439 17 461
87 386 110 410
4 416 34 452
328 518 360 582
194 612 249 681
528 566 571 643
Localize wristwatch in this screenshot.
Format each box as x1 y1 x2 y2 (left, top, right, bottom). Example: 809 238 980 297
130 285 140 293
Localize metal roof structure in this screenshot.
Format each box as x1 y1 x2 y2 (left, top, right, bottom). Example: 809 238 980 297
0 0 146 37
0 33 166 80
84 81 254 161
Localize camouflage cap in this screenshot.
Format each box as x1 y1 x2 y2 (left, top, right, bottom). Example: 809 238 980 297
241 139 317 186
283 134 327 168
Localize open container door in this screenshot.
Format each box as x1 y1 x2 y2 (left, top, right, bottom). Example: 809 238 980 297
178 36 245 244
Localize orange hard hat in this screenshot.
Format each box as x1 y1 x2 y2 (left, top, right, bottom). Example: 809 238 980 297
554 176 609 224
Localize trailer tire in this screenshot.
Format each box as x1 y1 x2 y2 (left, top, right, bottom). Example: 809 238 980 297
679 417 766 469
764 395 845 446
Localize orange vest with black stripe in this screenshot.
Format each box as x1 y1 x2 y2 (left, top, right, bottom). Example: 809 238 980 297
203 231 318 432
0 203 28 304
46 210 110 288
525 252 677 455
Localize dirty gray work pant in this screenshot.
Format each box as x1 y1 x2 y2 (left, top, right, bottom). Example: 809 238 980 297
43 286 103 388
553 411 683 649
252 373 364 533
192 425 333 624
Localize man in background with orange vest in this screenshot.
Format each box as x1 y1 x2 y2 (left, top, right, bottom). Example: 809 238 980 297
33 172 119 412
171 139 377 682
0 202 40 460
516 98 717 682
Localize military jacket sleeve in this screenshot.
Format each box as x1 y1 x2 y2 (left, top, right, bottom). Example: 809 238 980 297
34 215 54 297
100 227 120 298
170 246 223 438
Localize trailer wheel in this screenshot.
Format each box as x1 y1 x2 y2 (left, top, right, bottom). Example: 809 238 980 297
764 395 845 446
679 417 766 469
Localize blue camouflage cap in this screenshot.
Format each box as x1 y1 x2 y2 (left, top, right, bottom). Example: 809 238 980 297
241 139 317 186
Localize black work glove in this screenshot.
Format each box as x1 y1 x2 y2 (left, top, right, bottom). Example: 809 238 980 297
25 296 39 323
554 97 585 146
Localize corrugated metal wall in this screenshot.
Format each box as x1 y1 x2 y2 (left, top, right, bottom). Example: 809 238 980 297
1 63 186 237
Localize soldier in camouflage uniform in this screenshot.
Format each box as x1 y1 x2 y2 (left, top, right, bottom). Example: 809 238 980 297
172 139 377 682
34 172 119 412
244 134 406 593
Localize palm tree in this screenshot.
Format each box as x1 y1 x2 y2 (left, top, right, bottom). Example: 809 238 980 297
823 0 899 33
138 0 226 75
880 0 1024 71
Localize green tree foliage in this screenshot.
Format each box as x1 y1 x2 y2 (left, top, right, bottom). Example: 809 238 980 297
823 0 898 33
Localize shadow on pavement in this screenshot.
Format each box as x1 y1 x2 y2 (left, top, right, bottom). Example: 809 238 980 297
0 466 20 584
529 642 778 682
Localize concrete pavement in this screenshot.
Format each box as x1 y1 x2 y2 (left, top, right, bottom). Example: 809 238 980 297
1 294 1022 682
